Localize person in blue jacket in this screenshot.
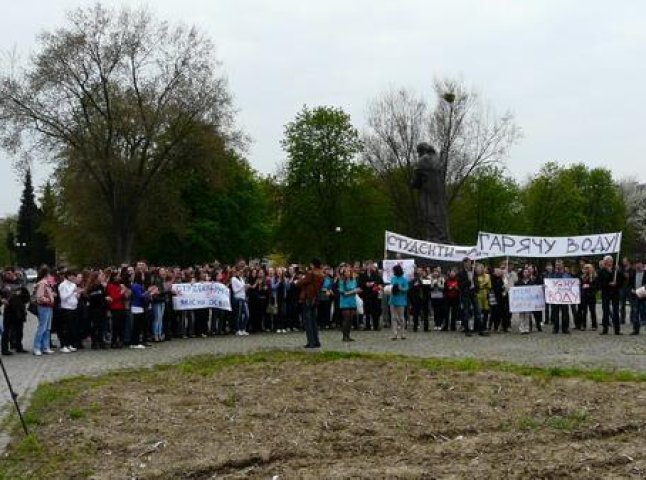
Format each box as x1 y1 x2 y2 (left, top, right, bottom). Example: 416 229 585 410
389 264 409 340
338 266 361 342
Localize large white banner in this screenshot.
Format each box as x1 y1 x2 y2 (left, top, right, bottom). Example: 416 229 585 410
544 278 581 305
385 231 482 262
477 232 622 258
172 282 232 311
509 286 545 313
382 259 415 284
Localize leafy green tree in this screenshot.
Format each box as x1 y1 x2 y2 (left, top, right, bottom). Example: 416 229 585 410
142 154 273 265
278 105 387 263
449 167 523 245
15 169 53 266
0 4 234 262
522 163 625 238
0 217 17 266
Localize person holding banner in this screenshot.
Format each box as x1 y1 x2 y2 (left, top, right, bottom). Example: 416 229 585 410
598 256 621 335
458 258 488 337
515 268 536 334
578 264 598 330
547 260 571 334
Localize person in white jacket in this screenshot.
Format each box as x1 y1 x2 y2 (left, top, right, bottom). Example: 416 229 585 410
231 270 249 336
58 271 82 353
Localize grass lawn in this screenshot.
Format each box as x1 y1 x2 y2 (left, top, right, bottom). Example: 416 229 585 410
1 350 646 479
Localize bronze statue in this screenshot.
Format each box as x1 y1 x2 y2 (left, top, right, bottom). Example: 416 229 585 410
410 142 450 243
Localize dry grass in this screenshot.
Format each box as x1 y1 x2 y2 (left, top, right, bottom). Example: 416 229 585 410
2 351 646 479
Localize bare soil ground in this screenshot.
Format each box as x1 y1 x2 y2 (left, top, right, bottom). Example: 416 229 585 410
2 351 646 479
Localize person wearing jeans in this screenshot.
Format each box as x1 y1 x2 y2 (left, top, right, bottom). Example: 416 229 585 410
296 259 325 348
231 270 250 336
33 266 56 356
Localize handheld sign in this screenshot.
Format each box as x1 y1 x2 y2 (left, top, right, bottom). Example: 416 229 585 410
544 278 581 305
172 282 232 311
509 286 545 313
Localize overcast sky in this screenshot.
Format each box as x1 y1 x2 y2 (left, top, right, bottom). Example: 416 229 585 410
1 0 645 216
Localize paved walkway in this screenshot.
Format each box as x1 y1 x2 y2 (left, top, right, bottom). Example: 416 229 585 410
1 318 645 449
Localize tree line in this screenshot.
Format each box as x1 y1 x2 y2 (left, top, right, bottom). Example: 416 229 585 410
0 4 644 267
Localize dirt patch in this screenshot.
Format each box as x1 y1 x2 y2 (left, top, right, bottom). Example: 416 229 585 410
3 353 646 479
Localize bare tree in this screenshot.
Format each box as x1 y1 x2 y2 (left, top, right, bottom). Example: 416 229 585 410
363 78 520 240
430 78 521 205
363 88 428 237
0 4 234 261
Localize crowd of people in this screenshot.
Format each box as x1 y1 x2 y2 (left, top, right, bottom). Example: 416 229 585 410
0 254 644 357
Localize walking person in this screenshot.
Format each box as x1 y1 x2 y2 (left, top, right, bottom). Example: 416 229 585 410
389 264 409 340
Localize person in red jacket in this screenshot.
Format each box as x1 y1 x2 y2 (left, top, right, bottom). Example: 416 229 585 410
106 271 130 348
443 269 460 331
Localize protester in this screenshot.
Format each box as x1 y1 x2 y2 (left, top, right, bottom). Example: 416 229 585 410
548 260 571 334
338 266 360 342
360 263 382 331
475 263 492 330
33 266 56 356
58 270 82 353
106 271 129 348
86 270 109 349
231 268 250 336
578 264 598 331
296 259 324 348
598 255 621 335
629 258 646 335
458 258 488 337
515 268 535 334
443 268 460 332
389 264 409 340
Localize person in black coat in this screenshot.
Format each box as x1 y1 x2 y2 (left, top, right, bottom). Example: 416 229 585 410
597 255 621 335
457 258 488 337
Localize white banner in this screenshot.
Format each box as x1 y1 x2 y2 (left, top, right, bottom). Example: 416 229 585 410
477 232 622 258
382 259 415 284
385 231 482 262
544 278 581 305
509 286 545 313
172 282 232 311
